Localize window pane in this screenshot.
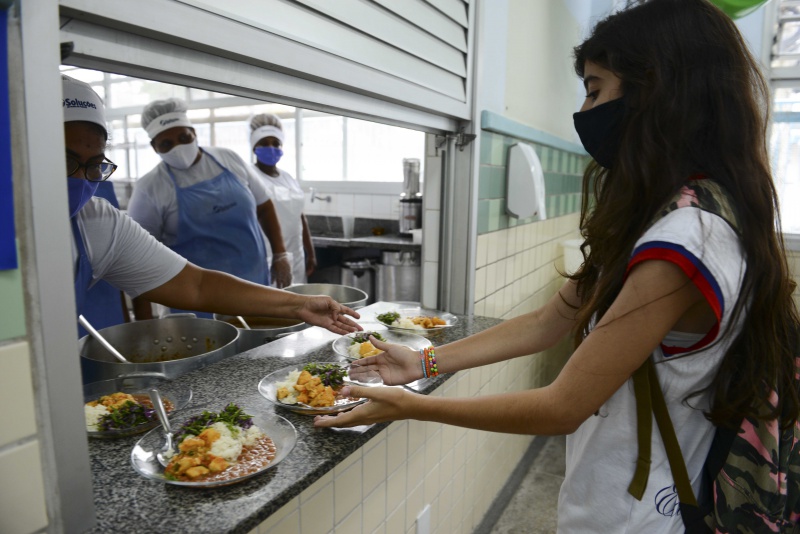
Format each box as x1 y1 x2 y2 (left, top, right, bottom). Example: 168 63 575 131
214 120 251 164
771 88 800 234
301 115 344 181
345 119 425 182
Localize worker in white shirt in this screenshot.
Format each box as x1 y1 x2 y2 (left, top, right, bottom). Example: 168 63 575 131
128 99 292 319
249 113 316 283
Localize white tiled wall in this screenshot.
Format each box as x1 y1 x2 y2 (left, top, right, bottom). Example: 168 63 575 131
474 214 581 321
255 355 538 534
0 341 49 534
304 192 401 220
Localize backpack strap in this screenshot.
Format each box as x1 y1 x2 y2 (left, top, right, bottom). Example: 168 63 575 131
629 358 698 508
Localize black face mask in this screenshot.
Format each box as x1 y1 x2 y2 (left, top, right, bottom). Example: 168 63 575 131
573 96 627 169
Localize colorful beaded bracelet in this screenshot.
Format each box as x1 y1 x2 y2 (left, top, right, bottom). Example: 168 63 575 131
419 346 438 378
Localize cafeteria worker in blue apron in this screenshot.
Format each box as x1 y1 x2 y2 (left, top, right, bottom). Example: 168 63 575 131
127 98 293 319
63 75 360 336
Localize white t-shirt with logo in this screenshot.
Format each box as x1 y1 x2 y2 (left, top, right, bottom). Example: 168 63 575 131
557 206 746 533
127 146 270 246
74 197 187 298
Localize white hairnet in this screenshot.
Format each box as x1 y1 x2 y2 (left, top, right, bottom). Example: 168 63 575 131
249 113 285 149
141 98 193 140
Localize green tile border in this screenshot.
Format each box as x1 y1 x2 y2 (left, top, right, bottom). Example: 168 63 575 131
481 110 587 156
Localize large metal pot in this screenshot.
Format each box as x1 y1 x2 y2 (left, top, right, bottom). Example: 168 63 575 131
213 314 308 352
79 317 239 383
283 283 369 309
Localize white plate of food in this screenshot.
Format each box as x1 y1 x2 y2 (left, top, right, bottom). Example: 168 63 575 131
374 307 458 334
83 376 192 439
332 330 431 361
131 402 296 487
258 362 381 415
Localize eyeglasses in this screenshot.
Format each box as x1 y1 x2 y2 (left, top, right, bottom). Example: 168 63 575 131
66 155 118 182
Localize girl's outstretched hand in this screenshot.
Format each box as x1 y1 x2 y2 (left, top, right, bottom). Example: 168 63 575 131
313 385 412 428
348 336 424 386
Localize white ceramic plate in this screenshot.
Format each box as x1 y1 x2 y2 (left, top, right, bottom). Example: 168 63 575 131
374 307 458 335
84 376 192 439
332 330 431 360
130 403 296 487
258 362 381 415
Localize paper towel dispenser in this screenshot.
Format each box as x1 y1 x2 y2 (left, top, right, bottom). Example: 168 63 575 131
506 143 547 220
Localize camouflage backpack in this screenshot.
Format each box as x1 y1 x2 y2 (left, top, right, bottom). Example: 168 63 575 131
627 179 800 533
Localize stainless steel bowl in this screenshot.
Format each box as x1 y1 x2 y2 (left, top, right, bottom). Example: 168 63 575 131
283 283 369 309
79 317 239 383
213 314 308 352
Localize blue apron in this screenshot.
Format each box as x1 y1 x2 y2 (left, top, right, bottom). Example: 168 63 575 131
74 182 127 337
166 150 268 318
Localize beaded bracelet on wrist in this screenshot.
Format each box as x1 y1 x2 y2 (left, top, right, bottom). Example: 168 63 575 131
419 346 438 378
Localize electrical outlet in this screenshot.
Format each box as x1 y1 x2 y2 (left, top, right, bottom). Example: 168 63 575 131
416 504 431 534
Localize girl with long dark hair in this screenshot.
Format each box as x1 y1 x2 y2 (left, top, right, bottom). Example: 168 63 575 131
315 1 799 530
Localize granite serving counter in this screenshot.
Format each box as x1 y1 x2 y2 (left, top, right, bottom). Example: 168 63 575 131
86 302 502 534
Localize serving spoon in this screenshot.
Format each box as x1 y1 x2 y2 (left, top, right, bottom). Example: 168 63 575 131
78 314 129 363
148 388 175 468
236 316 251 330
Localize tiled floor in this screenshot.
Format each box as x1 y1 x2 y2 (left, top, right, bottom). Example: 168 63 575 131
489 435 566 534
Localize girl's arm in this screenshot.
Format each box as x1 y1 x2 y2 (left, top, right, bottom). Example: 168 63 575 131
316 259 707 434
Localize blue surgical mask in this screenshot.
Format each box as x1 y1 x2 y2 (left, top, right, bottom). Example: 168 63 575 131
254 146 283 166
67 176 99 218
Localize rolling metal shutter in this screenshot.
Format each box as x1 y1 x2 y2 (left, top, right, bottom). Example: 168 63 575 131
58 0 474 133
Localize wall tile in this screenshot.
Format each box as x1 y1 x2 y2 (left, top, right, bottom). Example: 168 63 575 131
0 342 37 447
335 461 363 524
0 440 48 534
364 438 387 495
363 482 387 534
335 505 361 533
300 480 334 534
258 498 299 533
477 200 490 235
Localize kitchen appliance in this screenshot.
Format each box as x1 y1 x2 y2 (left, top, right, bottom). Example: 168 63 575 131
399 158 423 237
376 250 420 302
213 314 308 352
282 283 369 309
340 259 375 305
79 317 239 383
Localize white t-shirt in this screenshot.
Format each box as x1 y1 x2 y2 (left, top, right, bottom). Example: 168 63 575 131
74 197 187 298
254 166 307 282
127 146 270 246
557 206 746 533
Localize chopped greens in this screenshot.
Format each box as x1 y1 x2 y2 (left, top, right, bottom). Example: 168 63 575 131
303 363 348 388
97 400 156 431
174 403 253 443
376 311 400 325
351 331 386 344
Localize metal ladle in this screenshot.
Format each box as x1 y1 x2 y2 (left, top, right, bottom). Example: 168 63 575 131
236 316 251 330
148 388 174 468
78 314 129 363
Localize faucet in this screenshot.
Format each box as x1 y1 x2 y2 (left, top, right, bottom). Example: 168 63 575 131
309 187 332 203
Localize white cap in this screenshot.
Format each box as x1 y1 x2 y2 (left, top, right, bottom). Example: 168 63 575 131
61 75 107 134
142 98 194 140
250 125 285 150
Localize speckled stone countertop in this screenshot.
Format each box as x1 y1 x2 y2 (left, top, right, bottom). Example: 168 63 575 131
86 302 502 534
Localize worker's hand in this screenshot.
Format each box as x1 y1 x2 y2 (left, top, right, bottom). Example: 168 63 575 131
297 296 362 335
271 252 293 288
348 336 424 386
